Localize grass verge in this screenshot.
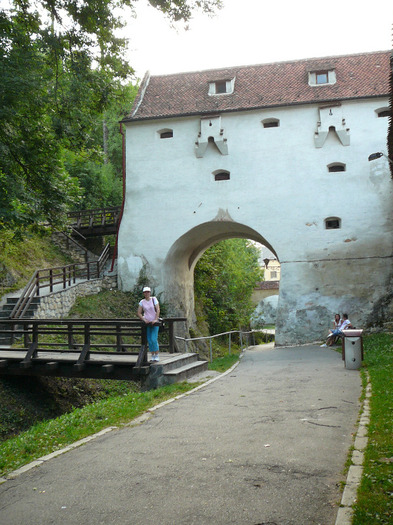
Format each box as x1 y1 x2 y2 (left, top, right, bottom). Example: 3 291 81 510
0 230 71 297
208 350 241 373
352 333 393 524
0 346 242 478
0 382 195 477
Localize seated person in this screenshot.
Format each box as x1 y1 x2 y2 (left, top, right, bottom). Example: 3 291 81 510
321 313 352 347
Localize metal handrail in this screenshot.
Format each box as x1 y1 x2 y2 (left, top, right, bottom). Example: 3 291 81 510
55 230 89 260
9 243 111 319
175 328 274 362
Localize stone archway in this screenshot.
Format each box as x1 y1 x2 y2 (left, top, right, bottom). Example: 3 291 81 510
162 218 278 336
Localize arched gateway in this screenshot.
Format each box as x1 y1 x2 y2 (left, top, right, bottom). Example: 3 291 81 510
118 51 393 345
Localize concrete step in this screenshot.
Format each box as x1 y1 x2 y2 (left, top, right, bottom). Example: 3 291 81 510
144 353 209 388
158 353 200 373
163 359 209 383
0 296 41 331
6 297 40 305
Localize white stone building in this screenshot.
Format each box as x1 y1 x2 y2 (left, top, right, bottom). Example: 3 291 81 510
118 51 392 345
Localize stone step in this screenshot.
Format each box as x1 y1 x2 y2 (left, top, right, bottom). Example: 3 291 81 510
6 297 41 305
0 296 41 326
163 359 209 383
158 353 200 373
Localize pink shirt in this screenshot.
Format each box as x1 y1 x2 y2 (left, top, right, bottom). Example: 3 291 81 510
139 297 158 322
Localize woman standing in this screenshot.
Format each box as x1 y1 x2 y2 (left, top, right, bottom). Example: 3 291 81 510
137 286 160 362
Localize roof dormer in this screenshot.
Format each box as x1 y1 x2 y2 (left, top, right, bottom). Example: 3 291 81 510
208 78 235 95
308 69 336 86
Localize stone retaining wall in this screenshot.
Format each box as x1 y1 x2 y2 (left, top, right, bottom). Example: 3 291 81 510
33 275 118 319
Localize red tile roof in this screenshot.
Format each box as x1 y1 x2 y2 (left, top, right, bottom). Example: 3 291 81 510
124 51 391 122
255 281 280 290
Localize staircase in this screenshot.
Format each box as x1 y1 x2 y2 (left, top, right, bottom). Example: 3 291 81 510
51 231 96 264
144 353 209 389
0 296 42 345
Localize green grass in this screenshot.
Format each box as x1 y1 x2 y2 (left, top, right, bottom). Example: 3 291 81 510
0 229 71 297
0 342 242 477
0 376 137 441
208 351 241 372
68 289 140 319
352 333 393 524
0 382 196 476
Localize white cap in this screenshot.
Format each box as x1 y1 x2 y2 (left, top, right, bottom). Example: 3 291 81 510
142 286 151 292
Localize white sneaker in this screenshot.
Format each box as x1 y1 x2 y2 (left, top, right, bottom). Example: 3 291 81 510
320 343 327 347
155 355 160 362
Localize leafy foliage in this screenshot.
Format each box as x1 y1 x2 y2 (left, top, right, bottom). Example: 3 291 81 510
194 239 263 334
0 0 220 231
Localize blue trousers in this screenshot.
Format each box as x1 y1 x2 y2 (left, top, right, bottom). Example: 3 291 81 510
147 325 159 353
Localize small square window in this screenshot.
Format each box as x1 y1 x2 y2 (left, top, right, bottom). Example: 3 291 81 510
328 163 346 173
215 81 227 94
325 218 341 229
309 69 336 86
160 131 173 139
316 71 329 84
214 172 230 181
213 170 230 181
208 79 235 95
262 118 280 128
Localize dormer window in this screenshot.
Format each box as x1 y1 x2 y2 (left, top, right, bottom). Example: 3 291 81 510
309 69 336 86
209 78 235 95
316 71 328 84
215 81 227 94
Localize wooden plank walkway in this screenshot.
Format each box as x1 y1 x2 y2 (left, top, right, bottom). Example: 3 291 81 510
0 349 186 365
0 318 188 381
0 348 203 383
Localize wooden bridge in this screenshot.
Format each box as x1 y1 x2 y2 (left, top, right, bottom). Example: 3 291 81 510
67 207 121 238
0 318 208 388
0 206 208 387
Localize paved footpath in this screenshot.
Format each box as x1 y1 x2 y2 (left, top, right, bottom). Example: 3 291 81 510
0 344 361 525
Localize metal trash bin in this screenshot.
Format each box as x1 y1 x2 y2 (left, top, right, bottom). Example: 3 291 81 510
342 329 363 370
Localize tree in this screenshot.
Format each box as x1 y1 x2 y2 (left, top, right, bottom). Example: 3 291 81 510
0 0 221 232
194 238 263 335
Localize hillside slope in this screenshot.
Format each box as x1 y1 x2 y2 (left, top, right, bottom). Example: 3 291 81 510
0 231 140 441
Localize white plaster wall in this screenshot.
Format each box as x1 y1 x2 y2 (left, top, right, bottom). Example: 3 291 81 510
118 98 393 344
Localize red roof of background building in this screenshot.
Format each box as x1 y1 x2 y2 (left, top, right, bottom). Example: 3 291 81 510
124 51 391 122
255 281 280 290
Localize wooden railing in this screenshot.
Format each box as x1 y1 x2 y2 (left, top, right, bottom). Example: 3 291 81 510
9 244 111 319
67 207 121 231
0 317 187 380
